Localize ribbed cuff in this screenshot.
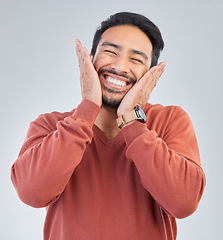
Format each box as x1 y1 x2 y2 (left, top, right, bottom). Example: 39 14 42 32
121 121 157 147
71 99 101 127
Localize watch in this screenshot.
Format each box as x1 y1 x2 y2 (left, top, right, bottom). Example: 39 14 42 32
116 105 147 129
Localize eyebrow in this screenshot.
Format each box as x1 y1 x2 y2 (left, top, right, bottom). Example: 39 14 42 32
101 41 149 60
101 41 121 49
131 49 148 60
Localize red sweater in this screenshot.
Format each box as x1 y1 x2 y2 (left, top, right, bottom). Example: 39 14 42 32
11 100 206 240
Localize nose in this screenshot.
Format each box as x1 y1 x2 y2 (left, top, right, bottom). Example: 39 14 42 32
110 55 130 74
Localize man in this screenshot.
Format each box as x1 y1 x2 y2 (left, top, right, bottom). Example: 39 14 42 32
11 12 206 240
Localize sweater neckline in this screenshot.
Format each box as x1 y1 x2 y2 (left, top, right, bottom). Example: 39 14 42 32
92 124 124 147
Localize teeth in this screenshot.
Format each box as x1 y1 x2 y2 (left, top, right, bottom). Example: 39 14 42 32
106 76 127 87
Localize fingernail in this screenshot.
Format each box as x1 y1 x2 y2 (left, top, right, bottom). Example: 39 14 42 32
75 39 80 48
162 62 167 68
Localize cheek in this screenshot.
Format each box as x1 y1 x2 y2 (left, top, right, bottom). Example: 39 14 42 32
134 67 149 81
93 54 111 72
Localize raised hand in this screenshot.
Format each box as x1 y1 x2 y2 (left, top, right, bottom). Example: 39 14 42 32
75 39 102 107
117 62 166 117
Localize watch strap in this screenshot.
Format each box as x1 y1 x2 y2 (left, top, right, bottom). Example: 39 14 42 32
116 110 137 129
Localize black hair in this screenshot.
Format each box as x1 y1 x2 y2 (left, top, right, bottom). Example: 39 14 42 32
90 12 164 68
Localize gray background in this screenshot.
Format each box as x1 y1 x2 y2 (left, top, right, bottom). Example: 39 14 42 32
1 0 222 239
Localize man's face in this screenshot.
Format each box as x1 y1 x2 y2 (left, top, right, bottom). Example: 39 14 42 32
93 25 153 108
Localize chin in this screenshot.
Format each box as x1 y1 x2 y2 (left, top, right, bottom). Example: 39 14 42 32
102 95 122 109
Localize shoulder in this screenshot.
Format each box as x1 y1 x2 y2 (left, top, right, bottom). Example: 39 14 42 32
30 99 100 131
144 102 192 137
144 102 188 120
40 109 75 121
31 108 76 132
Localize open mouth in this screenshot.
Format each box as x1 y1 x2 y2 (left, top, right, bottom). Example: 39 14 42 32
103 73 130 88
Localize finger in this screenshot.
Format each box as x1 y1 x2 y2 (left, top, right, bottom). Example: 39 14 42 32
81 46 92 59
138 66 158 89
148 62 166 86
75 39 83 56
76 40 91 61
75 40 84 65
155 62 166 78
75 39 83 50
152 62 166 86
76 41 91 66
149 66 166 93
138 62 166 98
81 47 96 75
82 47 91 63
75 40 90 76
75 39 87 62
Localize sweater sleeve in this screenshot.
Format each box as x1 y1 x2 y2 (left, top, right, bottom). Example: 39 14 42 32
11 99 100 208
121 106 206 219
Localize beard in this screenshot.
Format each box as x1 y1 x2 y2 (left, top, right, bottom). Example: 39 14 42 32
102 97 121 108
102 87 124 108
98 68 137 109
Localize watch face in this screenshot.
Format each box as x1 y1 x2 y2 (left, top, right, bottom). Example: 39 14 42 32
135 106 147 123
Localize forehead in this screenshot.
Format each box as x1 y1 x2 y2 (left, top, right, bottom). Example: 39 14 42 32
98 25 153 54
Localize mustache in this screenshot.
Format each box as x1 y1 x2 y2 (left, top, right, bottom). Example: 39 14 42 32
98 68 137 85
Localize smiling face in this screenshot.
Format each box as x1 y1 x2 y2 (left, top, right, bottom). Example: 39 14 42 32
93 25 153 108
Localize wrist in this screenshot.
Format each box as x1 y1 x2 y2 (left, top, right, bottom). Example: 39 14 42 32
83 97 102 108
120 119 137 128
116 105 147 129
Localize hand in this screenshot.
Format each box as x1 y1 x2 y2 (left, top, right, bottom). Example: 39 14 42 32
75 39 102 107
117 62 166 117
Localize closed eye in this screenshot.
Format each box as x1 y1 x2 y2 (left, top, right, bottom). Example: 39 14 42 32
104 50 117 55
131 58 143 64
